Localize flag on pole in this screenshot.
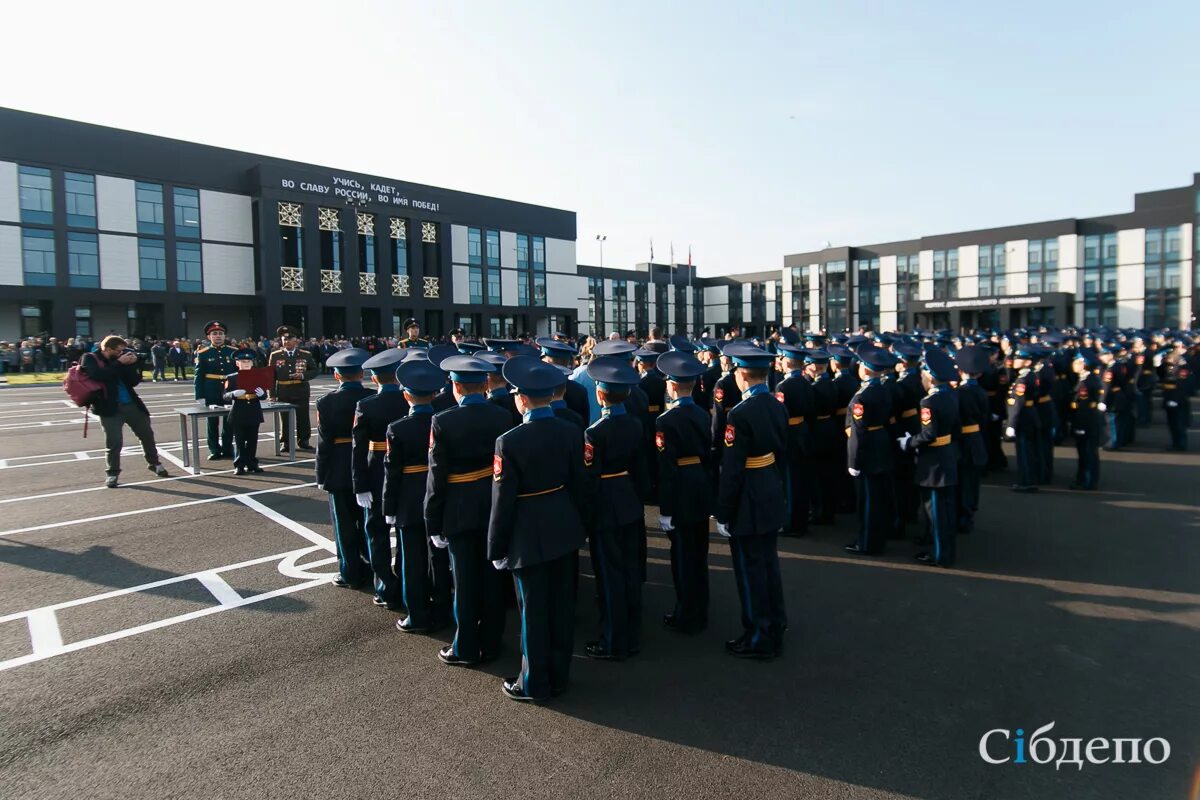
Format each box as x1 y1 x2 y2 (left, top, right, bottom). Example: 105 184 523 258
650 238 654 262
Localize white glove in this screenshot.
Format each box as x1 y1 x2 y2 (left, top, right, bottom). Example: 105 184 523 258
659 516 674 532
431 535 449 549
1097 402 1107 412
1074 430 1086 436
1166 400 1179 408
492 558 509 570
848 467 861 477
231 389 247 398
896 432 911 450
716 522 732 538
385 515 396 525
355 491 372 509
254 387 266 398
1005 427 1016 439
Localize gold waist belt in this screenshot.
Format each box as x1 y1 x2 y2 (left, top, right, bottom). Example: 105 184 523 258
519 485 563 498
676 456 701 466
369 441 387 451
402 464 428 474
448 466 492 484
961 424 980 434
929 434 952 447
788 416 805 426
745 453 776 469
601 471 629 479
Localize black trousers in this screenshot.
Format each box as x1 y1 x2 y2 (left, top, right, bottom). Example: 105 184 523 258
1135 392 1152 426
206 415 233 458
364 492 396 601
986 418 1008 470
1165 402 1189 450
855 473 894 554
397 519 434 625
172 364 187 380
1075 432 1100 488
811 447 838 522
429 543 453 620
447 532 506 661
1037 423 1055 485
921 485 956 567
667 521 710 631
893 457 919 537
784 455 811 535
99 403 160 476
593 520 644 656
328 491 368 585
277 389 311 444
232 423 259 469
957 463 981 531
728 532 785 652
513 554 577 699
1014 427 1039 487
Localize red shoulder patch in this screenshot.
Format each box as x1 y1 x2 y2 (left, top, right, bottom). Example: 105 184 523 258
724 424 735 446
1015 383 1027 395
851 402 864 420
920 406 932 424
1102 371 1112 383
1180 369 1190 379
655 431 665 452
1079 387 1088 399
775 391 785 404
493 453 503 479
583 442 594 466
714 387 724 403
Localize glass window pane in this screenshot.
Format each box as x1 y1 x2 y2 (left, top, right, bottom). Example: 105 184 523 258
173 187 201 238
485 230 500 267
467 228 482 265
136 182 165 235
139 239 167 291
177 241 203 292
22 229 56 286
64 172 97 228
67 231 100 288
1045 238 1058 267
18 165 54 224
532 236 545 270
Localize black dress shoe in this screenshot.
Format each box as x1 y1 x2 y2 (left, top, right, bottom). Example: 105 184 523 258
396 618 429 634
502 679 542 702
727 639 776 660
297 443 315 451
209 453 230 460
844 543 875 555
235 466 246 475
438 645 479 666
372 596 388 607
584 641 625 661
725 633 748 651
332 577 353 588
249 466 265 474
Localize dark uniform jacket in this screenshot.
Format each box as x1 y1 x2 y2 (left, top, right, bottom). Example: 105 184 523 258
223 372 265 426
382 408 434 527
710 372 739 458
432 388 458 412
1034 361 1057 429
583 409 647 532
695 363 721 411
1161 360 1191 408
640 372 667 416
846 379 894 476
269 348 317 401
717 388 788 536
956 379 989 467
832 368 858 420
80 352 149 417
1071 373 1104 437
488 413 587 568
655 399 712 525
905 387 959 487
564 379 590 421
352 388 410 495
1006 368 1041 432
425 397 514 539
489 387 523 428
775 372 815 459
315 382 375 492
552 401 586 433
193 344 237 404
1102 359 1132 412
808 372 839 458
894 370 924 436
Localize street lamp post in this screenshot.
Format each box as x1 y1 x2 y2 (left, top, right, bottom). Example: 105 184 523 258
596 234 606 335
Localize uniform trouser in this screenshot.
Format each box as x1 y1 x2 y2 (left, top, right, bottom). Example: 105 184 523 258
1166 403 1189 450
811 447 838 522
397 519 434 625
855 473 894 554
893 457 918 537
957 463 981 530
1136 392 1152 425
667 520 710 631
986 420 1008 470
276 390 311 444
328 491 369 585
1118 408 1135 447
1037 423 1055 485
783 455 811 534
429 545 453 618
232 423 259 468
1014 427 1039 487
99 403 160 476
152 363 166 380
206 415 233 457
513 554 577 699
728 533 785 651
593 519 644 656
364 493 396 601
921 485 956 567
1075 433 1100 488
447 532 506 661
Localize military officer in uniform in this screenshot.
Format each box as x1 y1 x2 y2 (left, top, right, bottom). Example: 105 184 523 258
1162 341 1191 451
844 344 898 555
426 355 514 667
425 344 461 413
549 368 587 432
1069 348 1104 488
1006 345 1042 492
889 339 924 538
952 345 990 531
804 348 839 525
774 342 816 537
634 345 667 502
397 317 430 349
222 348 268 475
193 320 237 459
710 345 739 485
315 348 375 588
655 350 713 635
269 326 318 450
1033 348 1058 484
537 336 589 420
352 348 410 608
481 351 522 427
828 343 860 514
489 357 588 701
716 341 788 659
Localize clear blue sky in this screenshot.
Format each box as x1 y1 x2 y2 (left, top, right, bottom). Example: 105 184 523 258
3 0 1198 275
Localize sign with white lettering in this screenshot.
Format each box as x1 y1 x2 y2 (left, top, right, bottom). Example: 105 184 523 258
919 295 1049 310
276 174 442 212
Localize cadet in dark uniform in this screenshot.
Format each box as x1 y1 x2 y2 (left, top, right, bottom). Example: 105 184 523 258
427 355 514 666
774 343 816 537
425 344 460 413
1069 349 1104 489
1162 342 1191 451
384 358 450 632
710 346 739 485
804 348 839 525
634 346 666 502
489 357 588 701
315 349 375 588
269 326 318 450
1132 336 1155 427
889 340 924 537
844 344 898 555
352 348 410 608
1006 346 1042 492
1101 343 1134 450
899 347 960 567
537 337 589 420
828 344 860 514
582 356 648 660
952 346 990 531
222 348 267 475
655 350 712 635
982 345 1009 471
716 342 788 659
397 317 430 350
481 352 523 427
193 320 236 459
1033 349 1057 484
694 339 722 411
548 366 586 432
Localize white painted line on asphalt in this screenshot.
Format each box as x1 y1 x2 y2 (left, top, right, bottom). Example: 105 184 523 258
235 494 336 552
25 607 64 654
0 482 318 539
73 451 88 460
155 446 188 471
0 433 283 471
196 571 244 606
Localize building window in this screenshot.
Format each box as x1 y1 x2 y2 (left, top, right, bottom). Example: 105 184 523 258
19 166 53 225
895 254 919 321
613 279 628 333
1144 226 1182 328
469 265 483 304
177 241 203 292
64 172 97 228
853 258 879 328
390 217 408 276
823 260 847 331
635 282 648 335
588 276 605 334
1027 238 1057 293
977 244 1006 296
74 306 92 339
485 230 500 266
750 282 767 332
319 209 340 272
1082 233 1118 327
358 213 376 276
22 229 56 286
173 187 201 238
67 231 100 289
532 235 546 307
484 230 501 304
138 239 167 291
516 234 531 306
136 182 165 235
281 202 304 271
21 304 44 338
790 265 807 323
467 228 482 265
931 249 959 299
727 283 744 331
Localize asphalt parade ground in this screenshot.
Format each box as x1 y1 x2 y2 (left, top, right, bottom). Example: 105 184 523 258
0 378 1196 800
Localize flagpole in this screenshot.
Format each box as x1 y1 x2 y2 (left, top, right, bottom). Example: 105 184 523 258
649 238 655 336
669 242 675 333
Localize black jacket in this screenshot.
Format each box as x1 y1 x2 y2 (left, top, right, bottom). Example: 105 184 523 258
655 399 712 524
956 379 989 467
315 382 375 492
80 352 147 417
425 398 514 539
904 387 960 487
582 409 647 532
383 409 435 527
352 387 410 495
846 379 894 476
717 388 788 536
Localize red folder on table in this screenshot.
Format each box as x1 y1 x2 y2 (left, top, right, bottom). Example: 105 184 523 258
231 366 275 395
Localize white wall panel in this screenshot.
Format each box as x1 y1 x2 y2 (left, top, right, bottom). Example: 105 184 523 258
93 304 129 337
1008 269 1028 296
880 282 897 313
99 234 139 291
95 176 137 233
807 264 819 292
1057 234 1079 295
742 297 751 323
501 268 518 306
808 286 819 330
706 305 729 325
0 162 18 223
500 231 517 269
1117 298 1143 328
0 225 21 285
450 224 469 265
703 285 728 305
958 245 979 298
880 311 898 331
765 280 776 302
545 237 576 274
1117 228 1145 266
452 264 470 304
547 273 586 309
0 300 20 341
880 255 897 286
781 288 793 326
198 190 252 244
201 243 255 295
918 250 933 301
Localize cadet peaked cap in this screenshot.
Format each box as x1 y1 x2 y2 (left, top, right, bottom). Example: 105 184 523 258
232 348 257 361
633 347 661 362
426 343 458 369
482 338 520 353
441 355 496 382
326 348 370 371
457 341 485 354
642 340 669 354
362 348 405 374
535 337 577 358
592 340 638 358
503 355 566 397
1074 348 1101 368
802 348 831 364
656 350 707 381
953 345 990 374
722 341 774 368
891 339 923 359
856 344 898 371
922 345 958 382
776 343 807 360
825 343 856 361
397 359 445 394
586 355 641 389
668 334 697 353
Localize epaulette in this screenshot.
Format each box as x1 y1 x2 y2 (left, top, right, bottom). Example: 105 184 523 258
297 348 311 355
196 344 210 353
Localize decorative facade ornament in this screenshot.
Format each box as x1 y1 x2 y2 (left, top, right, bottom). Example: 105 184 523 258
320 269 342 294
392 274 410 297
421 221 437 243
389 218 406 239
356 212 374 236
278 202 302 227
359 272 377 295
280 266 304 291
318 207 340 231
423 276 440 298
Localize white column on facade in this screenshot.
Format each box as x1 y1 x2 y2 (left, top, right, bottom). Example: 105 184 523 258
95 176 137 233
1005 240 1029 296
918 250 933 301
1057 234 1079 295
879 254 898 330
1116 228 1145 327
958 245 979 298
0 225 20 285
0 161 19 222
1179 224 1194 328
807 264 820 330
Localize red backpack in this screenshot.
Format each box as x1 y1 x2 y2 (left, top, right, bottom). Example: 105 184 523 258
62 356 107 437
